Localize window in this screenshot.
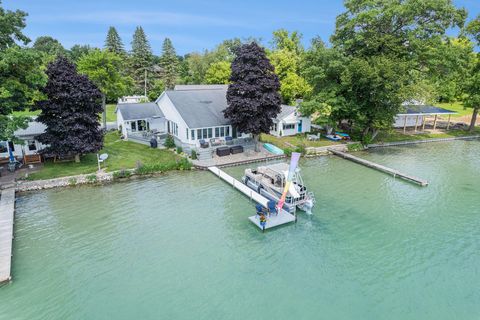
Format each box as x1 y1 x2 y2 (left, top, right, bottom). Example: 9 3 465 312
226 126 230 137
131 121 137 131
138 120 147 131
215 127 220 138
283 123 295 130
0 142 7 153
28 140 37 151
203 128 207 139
220 127 225 137
186 129 189 140
273 123 277 132
208 128 213 138
8 141 14 152
191 130 195 140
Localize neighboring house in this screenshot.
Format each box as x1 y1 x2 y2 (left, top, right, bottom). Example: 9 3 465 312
394 105 456 131
116 103 166 139
156 85 311 148
270 105 311 137
117 95 147 104
0 119 46 164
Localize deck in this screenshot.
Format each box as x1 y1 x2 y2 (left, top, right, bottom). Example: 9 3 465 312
0 188 15 283
328 148 429 186
208 166 296 230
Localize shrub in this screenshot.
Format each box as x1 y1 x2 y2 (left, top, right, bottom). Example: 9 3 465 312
68 177 77 186
113 169 131 179
191 150 198 160
164 135 175 148
283 147 293 157
176 146 183 154
347 143 363 152
176 158 192 170
295 144 306 155
86 174 97 183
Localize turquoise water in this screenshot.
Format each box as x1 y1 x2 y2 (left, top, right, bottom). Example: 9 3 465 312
1 140 479 319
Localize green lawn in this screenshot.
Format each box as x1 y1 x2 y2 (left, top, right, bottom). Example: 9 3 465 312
437 102 473 118
13 105 117 122
12 109 40 117
375 127 480 143
26 132 180 180
260 133 340 149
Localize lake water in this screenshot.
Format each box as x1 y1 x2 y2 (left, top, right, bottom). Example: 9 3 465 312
1 140 479 320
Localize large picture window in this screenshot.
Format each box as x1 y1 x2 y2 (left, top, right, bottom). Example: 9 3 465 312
283 123 295 130
28 140 37 151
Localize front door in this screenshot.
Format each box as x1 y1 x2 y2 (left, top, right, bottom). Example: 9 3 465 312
298 120 303 133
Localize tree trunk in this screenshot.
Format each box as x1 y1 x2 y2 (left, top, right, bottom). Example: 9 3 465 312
75 154 80 163
253 134 260 152
102 93 107 129
469 107 478 132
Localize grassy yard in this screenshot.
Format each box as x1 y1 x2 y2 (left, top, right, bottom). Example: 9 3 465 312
437 102 472 118
26 132 181 180
375 127 480 143
260 133 340 149
13 105 117 122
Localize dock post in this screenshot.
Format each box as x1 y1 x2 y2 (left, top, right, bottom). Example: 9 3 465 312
433 115 438 130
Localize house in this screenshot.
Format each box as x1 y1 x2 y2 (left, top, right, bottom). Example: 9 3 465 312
0 119 47 164
117 95 147 104
270 105 311 137
116 103 166 140
156 85 311 148
394 105 457 132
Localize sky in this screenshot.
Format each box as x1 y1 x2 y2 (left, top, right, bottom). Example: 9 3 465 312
4 0 480 55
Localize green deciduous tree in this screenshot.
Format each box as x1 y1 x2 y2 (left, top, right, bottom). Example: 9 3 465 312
0 0 29 50
160 38 179 89
148 79 165 101
464 15 480 131
33 36 66 57
77 49 134 127
69 44 94 62
104 26 125 55
205 61 231 84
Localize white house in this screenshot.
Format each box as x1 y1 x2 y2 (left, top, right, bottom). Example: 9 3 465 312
0 119 47 164
117 95 147 104
116 102 166 139
270 105 311 137
155 85 312 148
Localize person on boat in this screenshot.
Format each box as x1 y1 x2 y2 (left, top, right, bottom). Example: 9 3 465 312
259 213 267 231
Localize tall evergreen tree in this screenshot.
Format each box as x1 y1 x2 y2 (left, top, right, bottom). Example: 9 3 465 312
104 26 125 55
34 57 103 162
130 26 153 95
224 43 281 151
160 38 179 89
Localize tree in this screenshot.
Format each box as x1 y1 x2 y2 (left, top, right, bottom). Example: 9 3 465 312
160 38 179 89
104 26 125 55
77 49 134 127
34 57 103 162
205 61 231 84
464 15 480 131
33 36 66 57
224 43 281 150
130 26 153 95
148 79 165 101
0 0 29 50
0 1 46 141
69 44 94 62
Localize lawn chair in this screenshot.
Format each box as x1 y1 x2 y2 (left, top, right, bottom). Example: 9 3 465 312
225 136 233 145
199 139 209 148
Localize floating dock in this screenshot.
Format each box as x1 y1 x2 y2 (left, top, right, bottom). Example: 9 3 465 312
328 149 429 187
208 166 295 230
0 188 15 283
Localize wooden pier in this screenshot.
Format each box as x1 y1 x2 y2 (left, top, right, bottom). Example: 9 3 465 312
328 149 429 187
208 166 296 230
0 188 15 283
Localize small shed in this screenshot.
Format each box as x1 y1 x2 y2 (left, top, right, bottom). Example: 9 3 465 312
394 105 457 133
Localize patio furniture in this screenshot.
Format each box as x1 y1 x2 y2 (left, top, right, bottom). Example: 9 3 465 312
225 136 233 145
307 134 320 141
216 146 230 157
210 138 223 147
199 139 209 148
230 145 244 154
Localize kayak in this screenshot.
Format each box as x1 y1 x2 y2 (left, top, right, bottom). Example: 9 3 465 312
263 143 285 155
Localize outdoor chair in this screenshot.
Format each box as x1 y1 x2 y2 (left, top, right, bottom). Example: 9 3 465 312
210 138 222 147
199 139 209 148
225 136 233 145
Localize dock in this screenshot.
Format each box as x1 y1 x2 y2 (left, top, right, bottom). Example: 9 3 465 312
328 149 429 187
208 166 296 230
0 188 15 283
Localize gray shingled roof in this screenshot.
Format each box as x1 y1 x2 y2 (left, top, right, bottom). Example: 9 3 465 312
14 118 46 137
174 84 228 91
398 105 457 116
277 105 296 120
116 103 164 121
165 88 230 128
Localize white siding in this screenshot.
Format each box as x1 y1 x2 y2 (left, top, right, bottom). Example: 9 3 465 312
157 93 190 145
270 113 311 137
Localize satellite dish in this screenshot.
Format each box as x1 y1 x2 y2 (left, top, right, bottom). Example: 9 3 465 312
99 153 108 161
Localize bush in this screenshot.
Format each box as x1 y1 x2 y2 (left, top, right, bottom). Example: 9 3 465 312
86 174 97 183
295 144 306 155
68 177 77 186
347 143 363 152
164 135 175 148
113 169 131 179
176 146 183 154
176 158 192 170
136 158 192 175
283 148 293 157
191 150 198 160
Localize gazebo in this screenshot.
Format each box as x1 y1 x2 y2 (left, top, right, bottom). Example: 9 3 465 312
394 105 457 133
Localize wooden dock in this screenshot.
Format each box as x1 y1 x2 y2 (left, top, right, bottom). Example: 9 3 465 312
208 166 296 230
328 149 429 187
0 188 15 283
